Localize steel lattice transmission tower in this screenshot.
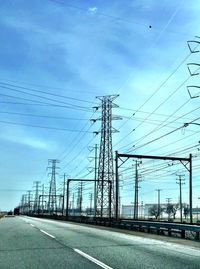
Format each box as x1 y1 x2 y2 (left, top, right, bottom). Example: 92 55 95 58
47 159 59 214
33 181 41 213
93 94 121 217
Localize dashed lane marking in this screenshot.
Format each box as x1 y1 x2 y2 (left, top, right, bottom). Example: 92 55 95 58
40 229 55 239
74 248 113 269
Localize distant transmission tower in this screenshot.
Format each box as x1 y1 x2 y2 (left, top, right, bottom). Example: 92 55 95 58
21 194 25 214
92 94 121 217
76 182 83 214
47 159 59 214
33 181 41 213
27 190 32 214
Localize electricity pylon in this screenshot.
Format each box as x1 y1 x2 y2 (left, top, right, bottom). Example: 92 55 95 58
33 181 41 213
92 94 121 217
47 159 59 214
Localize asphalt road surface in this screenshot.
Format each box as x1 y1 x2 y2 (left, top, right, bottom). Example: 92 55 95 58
0 216 199 269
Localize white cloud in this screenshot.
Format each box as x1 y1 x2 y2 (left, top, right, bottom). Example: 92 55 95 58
88 7 98 14
20 137 48 150
0 126 49 150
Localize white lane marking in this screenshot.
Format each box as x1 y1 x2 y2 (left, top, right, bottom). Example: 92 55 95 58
30 224 35 227
74 249 113 269
40 229 55 239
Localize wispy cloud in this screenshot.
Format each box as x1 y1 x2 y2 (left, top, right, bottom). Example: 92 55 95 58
0 0 200 210
88 7 98 14
0 126 50 150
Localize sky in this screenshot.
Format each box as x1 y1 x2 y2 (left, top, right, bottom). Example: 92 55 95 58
0 0 200 212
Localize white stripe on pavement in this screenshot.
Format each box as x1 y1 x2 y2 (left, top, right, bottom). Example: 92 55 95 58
74 249 113 269
30 224 35 227
40 229 55 239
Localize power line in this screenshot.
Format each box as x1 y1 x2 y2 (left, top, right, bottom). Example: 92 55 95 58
114 73 192 149
0 81 96 105
119 100 200 152
144 133 200 156
132 98 191 149
60 136 95 172
0 85 92 111
115 42 200 149
0 77 97 95
0 93 92 112
57 111 96 160
118 106 195 120
132 115 200 153
0 111 88 121
0 119 93 133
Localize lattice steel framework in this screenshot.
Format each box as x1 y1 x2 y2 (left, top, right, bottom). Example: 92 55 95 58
47 159 59 214
95 95 120 217
33 181 41 213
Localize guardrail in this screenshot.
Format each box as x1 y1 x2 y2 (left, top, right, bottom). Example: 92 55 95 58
64 216 200 241
30 214 200 241
120 220 200 240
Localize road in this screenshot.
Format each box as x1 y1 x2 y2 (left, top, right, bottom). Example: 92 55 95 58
0 216 199 269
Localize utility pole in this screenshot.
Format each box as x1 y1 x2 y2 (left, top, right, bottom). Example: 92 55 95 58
41 184 45 213
89 193 93 215
92 94 121 217
47 159 59 215
141 201 144 219
72 193 74 215
134 161 142 220
77 188 80 212
115 151 119 219
166 197 172 220
134 161 139 220
58 195 63 212
62 173 66 216
176 174 185 222
80 182 83 214
77 185 82 214
197 197 200 221
166 197 172 204
155 189 162 220
24 194 28 213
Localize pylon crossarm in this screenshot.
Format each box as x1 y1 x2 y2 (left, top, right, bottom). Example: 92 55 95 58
187 40 200 53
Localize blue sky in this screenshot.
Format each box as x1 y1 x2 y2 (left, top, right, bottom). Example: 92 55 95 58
0 0 200 211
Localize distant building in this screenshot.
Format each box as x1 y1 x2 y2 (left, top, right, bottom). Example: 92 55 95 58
121 204 144 218
144 203 178 218
121 203 184 219
192 207 200 220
